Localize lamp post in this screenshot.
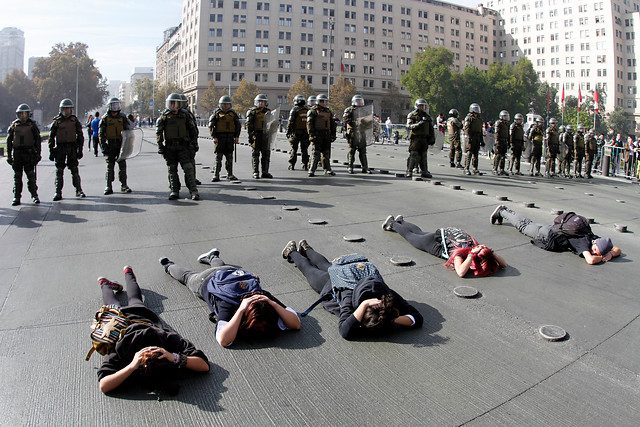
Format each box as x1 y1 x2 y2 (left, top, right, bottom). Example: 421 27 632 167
328 17 334 99
75 59 79 117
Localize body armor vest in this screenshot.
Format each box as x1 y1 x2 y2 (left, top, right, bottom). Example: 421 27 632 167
496 121 509 139
511 123 524 141
409 111 429 137
586 135 598 151
12 122 36 148
547 128 559 146
56 117 77 143
164 114 188 140
575 133 585 149
105 115 125 140
314 108 331 131
216 111 236 133
253 109 266 130
295 108 309 130
469 115 483 133
564 132 574 148
447 118 460 137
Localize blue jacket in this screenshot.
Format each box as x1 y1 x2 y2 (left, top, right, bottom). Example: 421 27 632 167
91 118 100 137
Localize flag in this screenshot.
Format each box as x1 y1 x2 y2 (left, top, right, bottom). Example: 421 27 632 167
578 87 582 112
561 84 565 110
340 56 345 73
594 87 600 114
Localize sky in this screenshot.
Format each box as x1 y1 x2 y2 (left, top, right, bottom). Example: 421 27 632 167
2 0 482 84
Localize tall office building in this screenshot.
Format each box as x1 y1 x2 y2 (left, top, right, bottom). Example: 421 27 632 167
0 27 25 83
488 0 640 129
158 0 501 118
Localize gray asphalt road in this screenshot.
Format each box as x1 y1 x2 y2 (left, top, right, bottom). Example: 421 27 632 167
0 128 638 426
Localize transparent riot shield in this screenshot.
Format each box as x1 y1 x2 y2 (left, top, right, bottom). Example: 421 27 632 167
481 133 495 155
557 140 566 163
523 137 533 161
354 104 374 146
264 107 280 149
461 133 468 152
117 128 144 161
429 130 445 154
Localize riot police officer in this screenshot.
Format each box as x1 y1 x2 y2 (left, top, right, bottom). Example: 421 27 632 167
246 94 272 179
406 98 434 178
447 109 463 168
463 103 484 175
574 124 586 178
526 116 544 176
493 110 510 176
99 97 131 194
306 94 337 176
6 104 41 205
307 96 316 108
156 93 200 200
286 95 310 171
509 113 525 175
343 94 371 174
585 128 598 179
208 95 240 181
561 125 575 178
545 118 560 177
49 98 85 200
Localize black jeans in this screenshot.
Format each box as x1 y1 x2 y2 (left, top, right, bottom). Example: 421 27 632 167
101 268 144 307
392 221 438 255
290 248 331 294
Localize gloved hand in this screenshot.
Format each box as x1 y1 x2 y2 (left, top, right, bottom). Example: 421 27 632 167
49 149 56 161
6 156 13 165
77 148 84 159
157 144 165 155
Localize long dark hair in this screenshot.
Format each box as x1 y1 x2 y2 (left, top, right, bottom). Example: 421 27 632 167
238 291 281 338
362 294 399 329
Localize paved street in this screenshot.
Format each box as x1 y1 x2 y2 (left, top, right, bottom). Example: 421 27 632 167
0 128 638 426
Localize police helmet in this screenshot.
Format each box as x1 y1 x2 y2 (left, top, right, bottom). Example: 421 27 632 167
107 97 121 113
307 96 316 107
293 95 306 107
316 94 329 106
448 109 459 118
59 98 74 116
549 118 558 126
499 110 510 121
469 103 481 114
514 113 524 124
218 95 232 111
16 104 32 121
559 125 566 133
254 94 268 107
589 128 595 135
165 93 183 112
414 98 429 113
179 93 189 108
351 95 365 107
566 124 574 132
535 116 544 124
577 124 585 132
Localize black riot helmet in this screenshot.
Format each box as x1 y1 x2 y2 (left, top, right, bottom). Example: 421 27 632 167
16 104 32 122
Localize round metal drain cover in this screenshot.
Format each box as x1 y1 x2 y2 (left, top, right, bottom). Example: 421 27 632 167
555 186 564 190
390 256 412 266
379 169 389 174
343 234 364 242
450 185 461 190
539 325 567 341
551 209 564 215
260 195 275 200
453 286 479 298
584 192 594 196
616 200 625 203
282 205 298 211
230 180 242 184
244 187 256 191
395 173 406 178
412 176 423 181
615 224 628 232
472 189 484 195
308 218 327 225
523 202 535 208
432 181 442 186
496 196 508 201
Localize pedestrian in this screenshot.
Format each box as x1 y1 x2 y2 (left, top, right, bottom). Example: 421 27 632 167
447 109 463 168
490 205 621 265
99 98 132 194
86 115 93 151
382 215 506 277
245 94 273 179
463 103 484 175
160 248 301 347
6 104 41 205
282 240 423 340
509 113 525 175
156 93 199 200
285 94 311 171
343 95 372 174
208 95 240 181
405 98 434 178
306 94 337 176
385 116 393 143
90 112 100 156
492 110 510 176
48 98 86 200
93 266 210 394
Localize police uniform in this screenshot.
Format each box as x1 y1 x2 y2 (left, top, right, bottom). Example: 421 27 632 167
493 119 510 175
545 126 560 176
183 106 200 185
246 105 272 178
156 108 199 199
463 113 483 174
49 114 85 199
343 105 370 173
561 129 575 177
6 118 41 204
526 123 544 176
406 108 434 178
574 130 586 178
286 105 310 170
99 111 131 193
509 121 525 174
447 116 463 167
585 133 598 179
208 107 241 180
306 104 337 176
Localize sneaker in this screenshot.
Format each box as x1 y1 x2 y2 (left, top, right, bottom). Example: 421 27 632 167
195 179 202 185
76 190 86 198
197 248 220 265
464 169 471 176
456 163 464 169
382 215 395 231
191 192 200 201
32 196 40 204
282 240 297 262
121 186 132 193
492 170 498 176
253 172 260 179
490 205 505 225
159 257 174 273
98 277 123 292
104 187 113 195
325 170 336 176
123 265 135 279
168 192 179 200
298 239 311 257
394 215 404 223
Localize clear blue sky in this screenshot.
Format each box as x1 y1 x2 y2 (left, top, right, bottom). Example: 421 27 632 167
3 0 482 84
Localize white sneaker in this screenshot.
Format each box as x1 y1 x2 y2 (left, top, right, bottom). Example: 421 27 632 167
382 215 395 231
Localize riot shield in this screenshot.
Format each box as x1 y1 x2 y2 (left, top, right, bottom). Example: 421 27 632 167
117 128 144 161
481 133 495 155
461 133 468 152
429 131 445 154
557 140 566 162
264 107 280 149
354 105 374 146
523 136 533 161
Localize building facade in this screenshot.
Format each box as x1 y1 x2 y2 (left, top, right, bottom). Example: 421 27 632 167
0 27 25 83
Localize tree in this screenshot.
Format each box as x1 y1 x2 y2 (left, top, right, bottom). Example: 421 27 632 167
401 46 454 115
199 80 228 116
151 82 184 117
132 77 154 116
452 66 488 117
232 79 260 117
380 82 410 123
0 70 36 127
329 75 356 115
31 42 108 121
607 106 633 137
286 77 315 106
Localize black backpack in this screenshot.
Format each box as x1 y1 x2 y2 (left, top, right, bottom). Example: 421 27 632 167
551 212 592 238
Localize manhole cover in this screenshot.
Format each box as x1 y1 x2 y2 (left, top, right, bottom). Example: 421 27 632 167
539 325 567 341
343 234 364 242
453 286 479 298
390 256 412 266
308 219 327 225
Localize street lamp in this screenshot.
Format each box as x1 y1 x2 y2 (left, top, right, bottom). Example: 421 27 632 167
328 17 334 99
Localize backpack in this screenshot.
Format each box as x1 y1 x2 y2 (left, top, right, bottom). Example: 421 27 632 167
85 305 149 361
328 254 382 296
551 212 592 238
205 268 262 322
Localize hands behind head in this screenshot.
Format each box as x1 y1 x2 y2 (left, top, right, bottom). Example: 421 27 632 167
239 293 271 311
471 244 492 255
130 346 175 369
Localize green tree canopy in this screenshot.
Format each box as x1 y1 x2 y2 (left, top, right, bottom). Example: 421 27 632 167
0 70 37 127
31 42 108 121
232 79 260 117
380 83 410 123
329 75 356 115
199 80 228 116
607 106 633 137
286 77 315 106
401 46 454 115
